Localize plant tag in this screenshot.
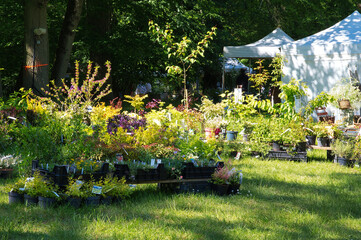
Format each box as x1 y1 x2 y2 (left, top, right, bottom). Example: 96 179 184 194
151 159 155 166
52 191 60 198
92 186 102 195
235 152 241 160
157 159 162 164
104 187 114 193
75 180 83 189
122 147 129 155
217 154 222 161
19 188 25 191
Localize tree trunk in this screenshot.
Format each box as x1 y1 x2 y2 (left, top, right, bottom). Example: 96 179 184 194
23 0 49 96
51 0 84 86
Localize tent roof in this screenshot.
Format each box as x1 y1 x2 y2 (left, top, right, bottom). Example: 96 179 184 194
282 11 361 55
223 28 294 58
224 58 252 72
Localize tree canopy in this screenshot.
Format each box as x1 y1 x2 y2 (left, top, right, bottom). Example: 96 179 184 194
0 0 360 97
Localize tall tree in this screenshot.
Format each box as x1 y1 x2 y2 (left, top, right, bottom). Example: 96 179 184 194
23 0 49 95
51 0 84 86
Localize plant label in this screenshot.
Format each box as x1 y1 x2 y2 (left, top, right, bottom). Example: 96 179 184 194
235 152 241 160
75 180 83 189
92 186 102 195
52 191 60 198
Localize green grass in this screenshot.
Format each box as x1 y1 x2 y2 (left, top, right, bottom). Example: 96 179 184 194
1 156 361 240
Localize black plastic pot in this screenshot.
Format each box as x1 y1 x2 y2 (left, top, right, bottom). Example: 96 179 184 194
8 191 24 205
227 184 240 195
114 164 130 180
100 196 113 205
85 196 100 206
335 156 356 167
157 163 168 180
212 184 229 196
53 165 68 187
24 194 38 206
296 141 307 152
306 135 316 145
67 197 82 208
38 196 56 208
317 137 329 147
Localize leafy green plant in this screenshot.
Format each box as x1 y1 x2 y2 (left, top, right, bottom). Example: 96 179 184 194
100 175 131 199
149 21 216 109
124 94 148 113
331 139 354 159
65 177 87 199
24 171 58 198
313 122 331 138
303 92 335 117
5 178 26 194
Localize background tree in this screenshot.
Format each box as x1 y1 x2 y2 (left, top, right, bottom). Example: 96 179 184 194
23 0 49 95
51 0 84 86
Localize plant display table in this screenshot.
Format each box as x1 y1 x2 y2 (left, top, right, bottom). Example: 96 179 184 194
308 145 334 161
266 151 307 162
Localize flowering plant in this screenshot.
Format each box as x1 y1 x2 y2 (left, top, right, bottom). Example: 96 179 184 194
329 78 361 109
0 155 20 169
211 165 239 185
107 113 147 134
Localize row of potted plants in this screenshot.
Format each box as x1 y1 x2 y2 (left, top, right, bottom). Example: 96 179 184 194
331 137 361 167
7 171 132 208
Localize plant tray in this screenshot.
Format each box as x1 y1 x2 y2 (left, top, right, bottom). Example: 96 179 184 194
177 181 211 194
267 151 307 162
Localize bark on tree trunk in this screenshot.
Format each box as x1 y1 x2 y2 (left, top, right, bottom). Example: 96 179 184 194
23 0 49 96
51 0 84 86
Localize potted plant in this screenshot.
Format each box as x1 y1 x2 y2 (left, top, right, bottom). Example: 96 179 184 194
211 164 241 196
303 119 317 145
329 79 361 110
65 177 87 208
7 178 26 205
227 170 242 195
282 120 307 152
313 122 331 147
37 181 59 209
331 139 355 167
82 177 101 206
240 121 254 142
303 91 335 118
23 171 45 206
204 117 222 139
211 166 230 196
101 176 131 203
226 120 241 141
0 155 19 179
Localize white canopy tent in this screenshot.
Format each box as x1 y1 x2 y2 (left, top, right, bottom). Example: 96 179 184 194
224 58 252 73
223 28 294 59
281 10 361 117
222 28 294 90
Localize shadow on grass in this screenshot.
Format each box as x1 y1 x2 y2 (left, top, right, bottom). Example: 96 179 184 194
240 171 361 238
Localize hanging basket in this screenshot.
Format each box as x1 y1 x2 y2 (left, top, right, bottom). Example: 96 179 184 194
338 99 351 109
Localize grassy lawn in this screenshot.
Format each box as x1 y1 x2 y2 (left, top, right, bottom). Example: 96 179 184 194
1 152 361 240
